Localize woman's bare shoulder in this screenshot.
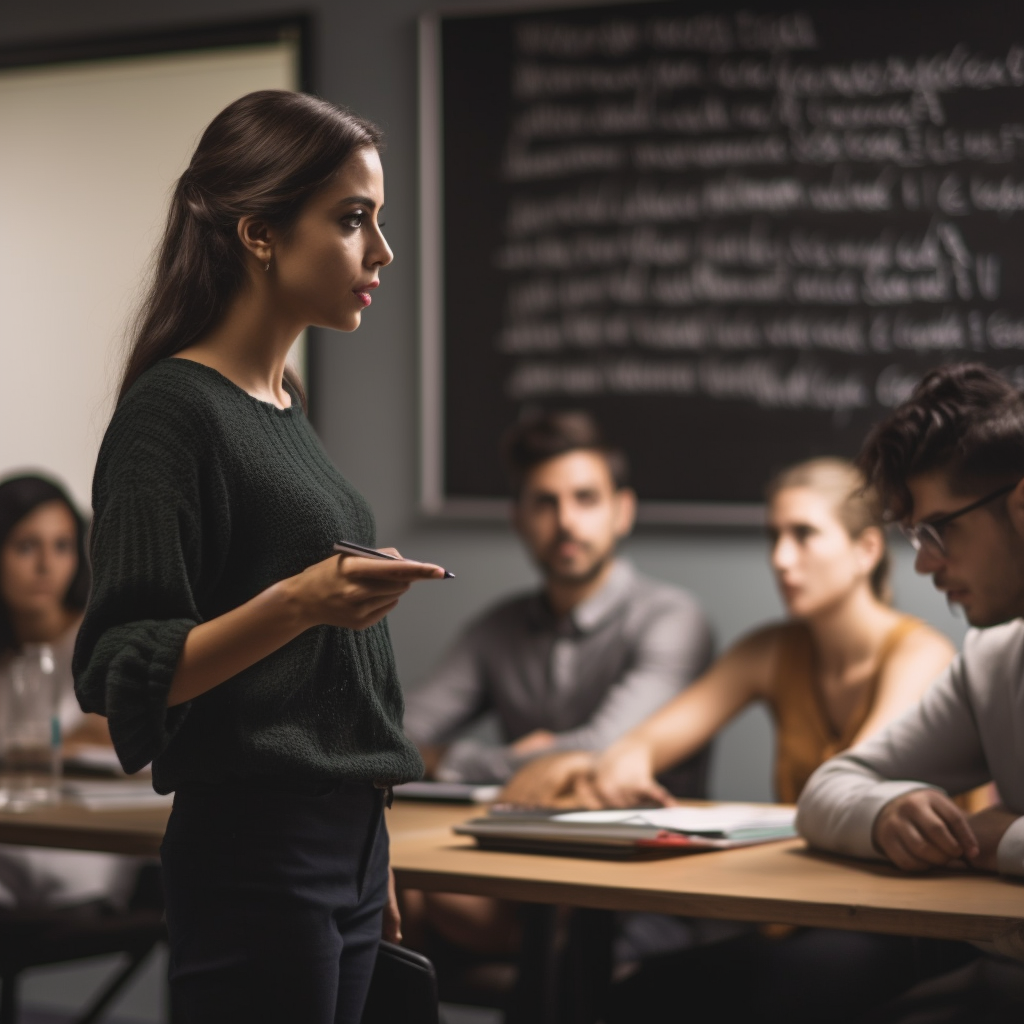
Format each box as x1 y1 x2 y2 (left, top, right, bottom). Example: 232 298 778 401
892 617 957 663
722 621 795 696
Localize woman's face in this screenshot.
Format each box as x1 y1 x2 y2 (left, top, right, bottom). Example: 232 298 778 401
768 487 878 618
1 501 78 622
271 146 393 333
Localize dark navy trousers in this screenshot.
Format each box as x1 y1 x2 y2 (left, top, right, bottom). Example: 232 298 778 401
160 780 388 1024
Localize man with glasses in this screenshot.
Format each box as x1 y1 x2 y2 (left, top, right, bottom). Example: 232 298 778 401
797 363 1024 883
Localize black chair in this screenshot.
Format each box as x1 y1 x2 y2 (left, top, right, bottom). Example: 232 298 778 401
0 863 166 1024
362 940 439 1024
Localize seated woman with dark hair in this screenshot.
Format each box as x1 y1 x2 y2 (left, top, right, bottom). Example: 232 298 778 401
0 474 137 909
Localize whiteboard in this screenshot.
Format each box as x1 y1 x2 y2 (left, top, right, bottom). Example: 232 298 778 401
0 41 300 510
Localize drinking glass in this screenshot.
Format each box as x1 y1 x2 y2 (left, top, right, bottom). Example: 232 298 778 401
0 644 61 810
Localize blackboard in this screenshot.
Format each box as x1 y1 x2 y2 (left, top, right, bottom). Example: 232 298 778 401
419 1 1024 523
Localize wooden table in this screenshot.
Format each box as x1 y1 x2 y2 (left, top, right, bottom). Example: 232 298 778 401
388 803 1024 957
0 798 169 856
0 798 1021 952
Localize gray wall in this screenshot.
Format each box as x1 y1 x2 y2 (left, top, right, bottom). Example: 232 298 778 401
3 0 968 804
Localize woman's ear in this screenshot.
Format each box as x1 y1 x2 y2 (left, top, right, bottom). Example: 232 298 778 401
855 525 885 579
237 216 275 268
1007 478 1024 542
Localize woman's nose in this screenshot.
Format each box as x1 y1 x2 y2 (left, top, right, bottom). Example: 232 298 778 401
772 536 796 569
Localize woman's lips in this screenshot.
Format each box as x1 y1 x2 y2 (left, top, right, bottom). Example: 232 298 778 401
354 290 372 308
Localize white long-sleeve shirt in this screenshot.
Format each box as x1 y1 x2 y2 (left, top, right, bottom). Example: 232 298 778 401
796 619 1024 877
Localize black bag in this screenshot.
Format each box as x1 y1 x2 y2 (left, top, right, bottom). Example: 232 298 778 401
361 940 439 1024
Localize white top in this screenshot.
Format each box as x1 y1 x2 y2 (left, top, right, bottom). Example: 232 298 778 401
796 618 1024 876
0 624 138 910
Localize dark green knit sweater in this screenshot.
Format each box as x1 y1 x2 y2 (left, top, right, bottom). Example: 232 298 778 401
73 358 424 793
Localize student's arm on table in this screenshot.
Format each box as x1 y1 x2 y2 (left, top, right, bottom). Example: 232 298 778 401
797 655 1024 875
518 595 714 760
501 628 772 809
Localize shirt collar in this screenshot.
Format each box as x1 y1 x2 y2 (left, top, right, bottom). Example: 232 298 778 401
525 559 637 634
569 559 636 634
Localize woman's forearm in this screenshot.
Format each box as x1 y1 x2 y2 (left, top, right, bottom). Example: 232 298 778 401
165 553 441 707
620 661 759 775
167 578 308 706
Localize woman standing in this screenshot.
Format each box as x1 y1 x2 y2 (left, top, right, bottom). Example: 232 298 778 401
74 91 445 1023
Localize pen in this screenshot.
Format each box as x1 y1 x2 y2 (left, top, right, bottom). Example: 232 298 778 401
333 541 455 579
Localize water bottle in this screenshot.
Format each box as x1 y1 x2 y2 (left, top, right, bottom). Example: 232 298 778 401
0 644 61 810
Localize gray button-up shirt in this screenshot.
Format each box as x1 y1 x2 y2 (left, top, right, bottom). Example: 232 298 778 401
403 561 714 785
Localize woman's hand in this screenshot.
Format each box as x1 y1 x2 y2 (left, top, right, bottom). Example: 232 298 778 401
499 751 597 808
383 867 402 942
592 739 673 808
287 548 445 632
168 547 445 706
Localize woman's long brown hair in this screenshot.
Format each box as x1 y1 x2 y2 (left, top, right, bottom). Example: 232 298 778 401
118 90 384 409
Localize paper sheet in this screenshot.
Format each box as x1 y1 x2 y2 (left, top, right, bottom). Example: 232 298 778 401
554 803 796 836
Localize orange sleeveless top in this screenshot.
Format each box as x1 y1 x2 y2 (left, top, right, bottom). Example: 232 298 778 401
770 616 923 804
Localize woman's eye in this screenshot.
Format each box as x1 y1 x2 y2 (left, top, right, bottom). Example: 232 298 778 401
341 212 364 229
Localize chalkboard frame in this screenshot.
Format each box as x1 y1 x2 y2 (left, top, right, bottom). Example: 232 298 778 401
420 8 767 525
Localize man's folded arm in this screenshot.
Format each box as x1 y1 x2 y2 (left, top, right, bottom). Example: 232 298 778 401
797 654 991 861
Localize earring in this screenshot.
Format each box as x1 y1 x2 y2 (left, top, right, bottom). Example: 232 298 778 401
264 260 271 272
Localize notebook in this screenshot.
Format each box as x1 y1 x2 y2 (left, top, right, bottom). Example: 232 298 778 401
454 803 797 858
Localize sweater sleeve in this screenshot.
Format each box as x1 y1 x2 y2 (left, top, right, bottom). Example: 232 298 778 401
73 390 229 774
796 652 990 862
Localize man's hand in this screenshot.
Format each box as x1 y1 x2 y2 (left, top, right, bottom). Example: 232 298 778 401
965 806 1019 873
873 789 979 871
511 729 556 756
382 867 402 943
592 740 673 809
500 751 596 808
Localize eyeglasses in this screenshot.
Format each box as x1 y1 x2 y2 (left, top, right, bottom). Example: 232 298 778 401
900 481 1018 555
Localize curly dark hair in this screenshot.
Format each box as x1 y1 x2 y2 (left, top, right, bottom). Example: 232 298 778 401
501 409 629 497
858 363 1024 521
